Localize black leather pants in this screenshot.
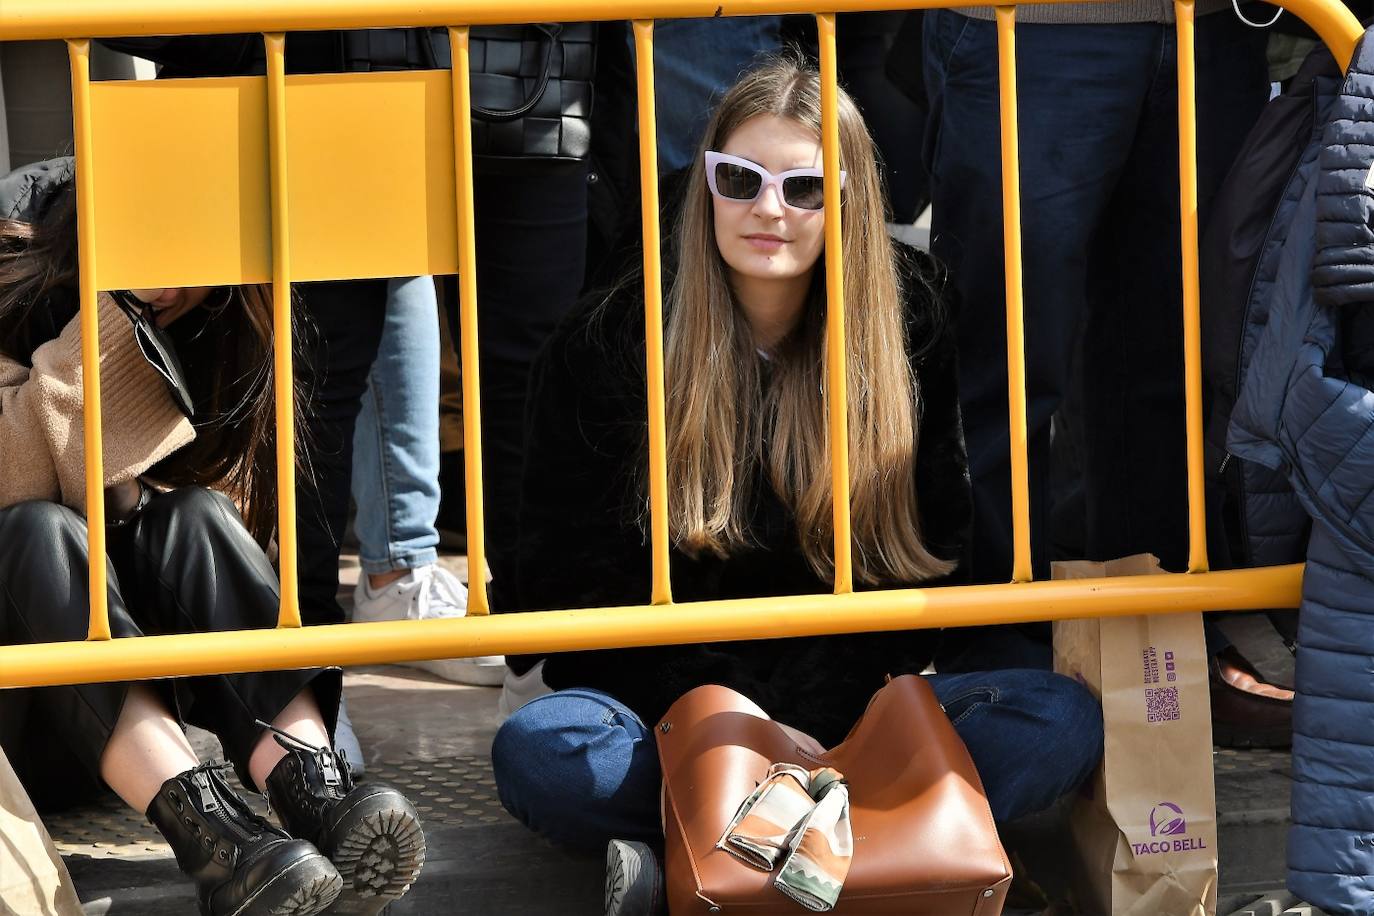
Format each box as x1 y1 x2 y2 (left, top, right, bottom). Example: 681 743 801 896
0 487 340 811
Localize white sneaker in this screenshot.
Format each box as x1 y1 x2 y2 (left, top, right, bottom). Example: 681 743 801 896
351 564 507 686
333 698 366 776
497 659 553 721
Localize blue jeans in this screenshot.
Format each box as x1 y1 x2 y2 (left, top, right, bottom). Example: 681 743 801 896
350 276 442 575
491 671 1103 852
630 16 784 173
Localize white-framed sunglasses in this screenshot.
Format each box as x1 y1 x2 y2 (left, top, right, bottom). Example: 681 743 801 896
704 151 847 212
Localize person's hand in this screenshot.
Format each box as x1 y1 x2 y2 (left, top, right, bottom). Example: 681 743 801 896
103 478 144 522
777 721 826 757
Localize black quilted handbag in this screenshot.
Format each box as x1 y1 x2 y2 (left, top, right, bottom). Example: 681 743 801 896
385 23 596 166
467 23 596 164
403 24 593 165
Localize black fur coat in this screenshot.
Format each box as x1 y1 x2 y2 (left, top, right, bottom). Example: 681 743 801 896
505 244 972 746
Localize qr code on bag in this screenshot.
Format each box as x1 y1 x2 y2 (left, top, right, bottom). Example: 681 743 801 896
1145 686 1181 723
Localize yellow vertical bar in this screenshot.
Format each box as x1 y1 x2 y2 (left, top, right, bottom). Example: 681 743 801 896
996 7 1033 584
449 26 490 615
265 33 302 628
632 20 673 607
816 14 854 596
1175 0 1209 574
68 39 111 642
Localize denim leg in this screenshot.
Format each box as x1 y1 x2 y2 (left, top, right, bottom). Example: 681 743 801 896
351 276 442 575
630 16 784 174
928 669 1103 823
923 13 1159 586
491 688 662 853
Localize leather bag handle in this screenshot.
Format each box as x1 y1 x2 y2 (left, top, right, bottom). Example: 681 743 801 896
470 23 562 123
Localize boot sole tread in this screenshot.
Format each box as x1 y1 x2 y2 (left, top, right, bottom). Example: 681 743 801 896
324 797 426 916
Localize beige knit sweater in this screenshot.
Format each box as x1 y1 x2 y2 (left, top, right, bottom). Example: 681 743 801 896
0 293 194 513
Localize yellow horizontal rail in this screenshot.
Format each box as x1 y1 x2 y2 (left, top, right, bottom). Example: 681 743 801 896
0 566 1301 689
1 0 1359 69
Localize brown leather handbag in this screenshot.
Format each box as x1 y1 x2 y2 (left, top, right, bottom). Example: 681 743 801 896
656 675 1012 915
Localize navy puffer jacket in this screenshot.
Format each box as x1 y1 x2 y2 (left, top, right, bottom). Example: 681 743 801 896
1229 27 1374 914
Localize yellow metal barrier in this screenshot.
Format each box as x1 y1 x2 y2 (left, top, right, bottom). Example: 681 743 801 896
0 0 1361 690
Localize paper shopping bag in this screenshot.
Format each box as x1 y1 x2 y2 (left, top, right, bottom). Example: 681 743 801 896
1053 554 1217 916
0 747 83 915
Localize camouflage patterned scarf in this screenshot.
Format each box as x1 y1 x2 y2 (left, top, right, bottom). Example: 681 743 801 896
717 763 853 912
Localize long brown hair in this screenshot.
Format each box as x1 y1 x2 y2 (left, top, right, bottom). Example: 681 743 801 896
0 179 305 545
663 58 954 586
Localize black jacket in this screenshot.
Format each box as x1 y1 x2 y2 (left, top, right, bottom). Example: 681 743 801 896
506 244 971 745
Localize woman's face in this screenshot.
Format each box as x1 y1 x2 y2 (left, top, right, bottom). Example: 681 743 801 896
128 286 214 327
711 115 827 288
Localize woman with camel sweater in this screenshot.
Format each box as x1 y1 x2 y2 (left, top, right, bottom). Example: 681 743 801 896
0 158 424 916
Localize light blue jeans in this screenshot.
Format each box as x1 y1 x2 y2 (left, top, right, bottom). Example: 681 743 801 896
629 16 785 174
350 276 442 575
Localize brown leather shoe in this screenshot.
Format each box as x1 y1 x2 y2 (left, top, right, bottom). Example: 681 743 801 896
1210 645 1294 749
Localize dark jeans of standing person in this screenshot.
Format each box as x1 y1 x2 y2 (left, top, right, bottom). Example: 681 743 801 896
923 12 1269 670
294 279 389 627
445 164 589 607
0 490 341 811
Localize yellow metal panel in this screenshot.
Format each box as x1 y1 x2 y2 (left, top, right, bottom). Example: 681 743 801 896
285 71 458 283
89 76 271 291
633 20 673 607
88 71 458 291
1175 1 1209 574
68 39 111 642
0 566 1302 689
449 26 489 615
995 7 1033 584
817 13 853 595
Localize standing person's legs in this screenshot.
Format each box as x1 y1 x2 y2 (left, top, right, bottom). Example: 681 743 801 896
1080 14 1269 572
350 275 505 685
352 276 444 582
922 15 1157 669
466 163 590 603
294 278 389 628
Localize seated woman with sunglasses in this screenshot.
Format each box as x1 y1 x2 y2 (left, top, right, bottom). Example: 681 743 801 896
0 159 424 916
490 58 1104 888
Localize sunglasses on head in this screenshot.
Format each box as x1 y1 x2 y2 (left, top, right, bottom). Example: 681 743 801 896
704 151 847 212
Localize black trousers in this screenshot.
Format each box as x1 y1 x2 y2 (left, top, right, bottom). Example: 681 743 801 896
0 488 340 811
923 14 1269 670
294 279 389 626
445 163 590 603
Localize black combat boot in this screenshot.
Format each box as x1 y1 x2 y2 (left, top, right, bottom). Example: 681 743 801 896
262 726 425 915
147 762 342 916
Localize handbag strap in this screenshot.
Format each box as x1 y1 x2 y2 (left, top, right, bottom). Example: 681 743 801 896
470 23 563 123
